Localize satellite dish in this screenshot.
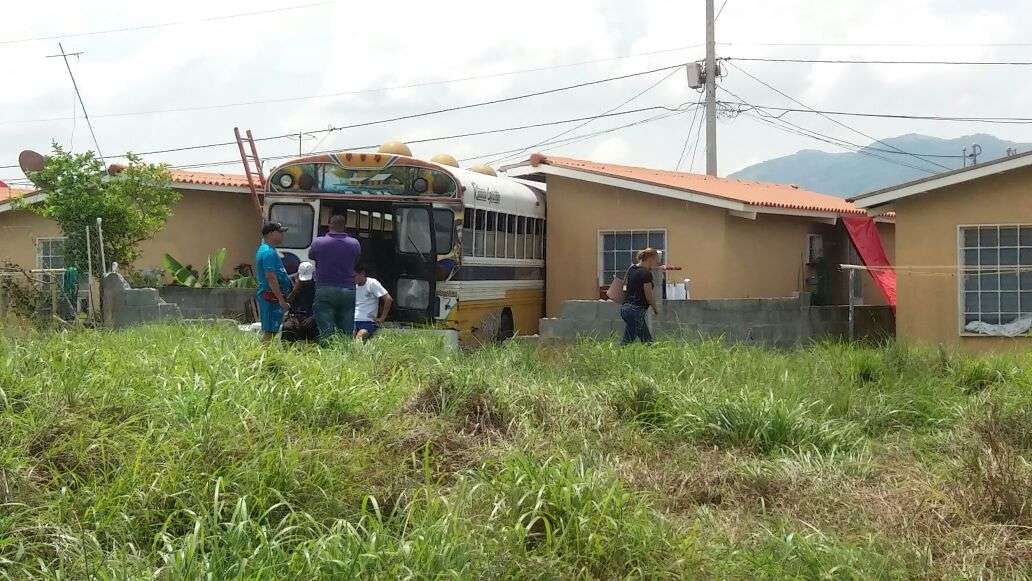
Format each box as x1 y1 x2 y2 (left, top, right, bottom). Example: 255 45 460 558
18 150 47 182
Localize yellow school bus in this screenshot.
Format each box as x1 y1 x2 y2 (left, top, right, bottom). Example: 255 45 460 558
263 144 545 343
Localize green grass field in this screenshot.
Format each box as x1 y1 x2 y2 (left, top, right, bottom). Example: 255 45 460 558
1 325 1031 579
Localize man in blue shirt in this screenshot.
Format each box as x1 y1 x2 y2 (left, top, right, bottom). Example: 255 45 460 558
255 222 293 341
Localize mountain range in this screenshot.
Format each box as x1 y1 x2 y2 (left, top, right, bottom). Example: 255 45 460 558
729 133 1030 197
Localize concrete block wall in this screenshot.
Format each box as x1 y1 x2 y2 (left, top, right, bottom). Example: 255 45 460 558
102 273 182 329
540 295 894 347
158 287 254 320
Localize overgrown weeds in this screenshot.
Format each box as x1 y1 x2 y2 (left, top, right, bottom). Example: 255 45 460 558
1 325 1031 578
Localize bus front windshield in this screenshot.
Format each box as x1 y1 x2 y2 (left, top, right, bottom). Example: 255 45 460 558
269 162 457 198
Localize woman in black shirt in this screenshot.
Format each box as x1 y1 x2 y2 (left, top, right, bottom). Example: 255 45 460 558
620 248 660 344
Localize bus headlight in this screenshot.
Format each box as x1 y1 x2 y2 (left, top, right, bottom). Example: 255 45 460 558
277 173 294 188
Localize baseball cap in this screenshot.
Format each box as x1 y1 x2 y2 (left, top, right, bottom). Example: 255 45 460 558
297 261 315 282
261 221 289 235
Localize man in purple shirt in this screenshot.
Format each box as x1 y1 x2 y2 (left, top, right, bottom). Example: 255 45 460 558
309 214 362 342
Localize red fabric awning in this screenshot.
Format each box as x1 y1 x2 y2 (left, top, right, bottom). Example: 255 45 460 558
842 216 897 308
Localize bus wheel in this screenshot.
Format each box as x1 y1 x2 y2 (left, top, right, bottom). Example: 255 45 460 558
497 308 515 341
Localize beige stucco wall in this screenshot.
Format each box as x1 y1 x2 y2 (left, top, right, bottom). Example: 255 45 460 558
722 212 825 300
545 176 727 317
0 209 64 268
0 189 258 277
893 165 1032 352
544 176 847 317
137 189 258 275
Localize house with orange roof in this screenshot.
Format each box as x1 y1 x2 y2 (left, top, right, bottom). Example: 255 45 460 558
0 170 258 276
851 150 1032 351
504 154 894 317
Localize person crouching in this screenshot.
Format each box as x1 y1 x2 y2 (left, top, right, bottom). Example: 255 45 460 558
353 264 392 342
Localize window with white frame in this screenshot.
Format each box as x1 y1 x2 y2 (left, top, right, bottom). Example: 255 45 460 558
959 225 1032 332
36 237 66 270
599 230 666 285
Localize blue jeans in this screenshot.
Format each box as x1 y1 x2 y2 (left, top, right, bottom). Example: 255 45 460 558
620 303 653 345
314 286 356 342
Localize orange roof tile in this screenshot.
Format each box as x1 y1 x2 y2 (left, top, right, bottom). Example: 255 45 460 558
0 185 34 204
529 154 865 216
167 169 250 189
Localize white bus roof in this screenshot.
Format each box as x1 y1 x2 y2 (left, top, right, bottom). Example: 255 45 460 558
450 166 545 218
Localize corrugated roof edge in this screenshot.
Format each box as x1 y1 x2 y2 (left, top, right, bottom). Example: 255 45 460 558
520 153 866 216
849 148 1032 206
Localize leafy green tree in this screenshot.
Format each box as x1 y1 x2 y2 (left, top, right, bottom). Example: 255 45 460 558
25 145 180 272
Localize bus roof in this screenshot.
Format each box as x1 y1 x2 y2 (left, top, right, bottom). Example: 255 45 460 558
450 165 544 217
266 152 545 217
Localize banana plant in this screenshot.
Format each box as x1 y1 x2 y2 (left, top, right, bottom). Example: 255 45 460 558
199 248 227 288
161 253 200 287
161 248 255 288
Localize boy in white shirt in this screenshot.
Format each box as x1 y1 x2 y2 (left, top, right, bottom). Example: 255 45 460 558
353 263 393 342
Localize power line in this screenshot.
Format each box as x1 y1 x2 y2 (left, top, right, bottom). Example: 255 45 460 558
715 0 730 20
722 61 953 172
6 63 687 167
303 63 682 134
688 104 707 172
739 109 940 175
486 66 684 165
47 43 104 162
716 101 1032 124
675 93 705 170
0 1 335 46
0 47 704 127
717 41 1032 48
469 107 694 164
150 104 701 172
723 56 1032 66
717 85 945 174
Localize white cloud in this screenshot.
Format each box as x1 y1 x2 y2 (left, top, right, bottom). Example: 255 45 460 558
1 0 1031 183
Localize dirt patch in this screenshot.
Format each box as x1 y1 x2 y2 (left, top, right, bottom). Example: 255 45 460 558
405 375 512 438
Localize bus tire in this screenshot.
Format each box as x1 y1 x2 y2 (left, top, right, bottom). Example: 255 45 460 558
497 308 515 341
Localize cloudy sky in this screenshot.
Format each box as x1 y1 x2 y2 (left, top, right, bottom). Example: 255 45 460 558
2 0 1031 186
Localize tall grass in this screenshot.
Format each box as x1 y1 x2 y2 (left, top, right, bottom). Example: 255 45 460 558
1 324 1031 578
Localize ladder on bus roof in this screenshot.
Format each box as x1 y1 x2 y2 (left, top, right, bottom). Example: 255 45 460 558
233 127 266 222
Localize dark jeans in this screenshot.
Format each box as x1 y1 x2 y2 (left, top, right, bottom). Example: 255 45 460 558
314 286 356 342
620 303 653 345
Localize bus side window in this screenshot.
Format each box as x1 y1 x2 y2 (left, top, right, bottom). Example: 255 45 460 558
485 211 497 258
433 208 454 255
529 217 539 259
507 214 517 259
475 209 487 257
516 216 526 259
462 208 474 257
497 212 509 258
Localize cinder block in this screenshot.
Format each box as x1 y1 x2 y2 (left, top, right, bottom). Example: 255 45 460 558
539 318 572 339
123 288 159 307
596 300 620 321
158 303 182 320
560 300 600 321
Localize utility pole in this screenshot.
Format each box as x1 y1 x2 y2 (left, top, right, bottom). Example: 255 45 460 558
47 43 104 162
705 0 718 176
